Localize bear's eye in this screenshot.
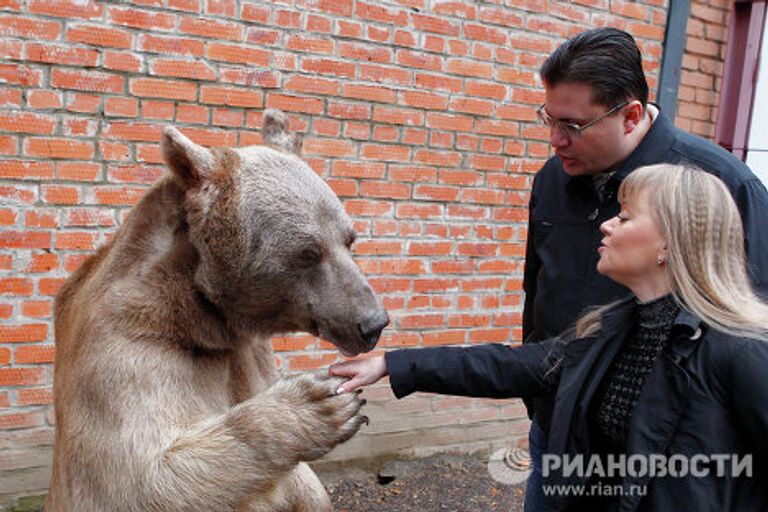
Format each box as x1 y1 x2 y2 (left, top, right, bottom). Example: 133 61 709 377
345 232 356 250
300 248 322 266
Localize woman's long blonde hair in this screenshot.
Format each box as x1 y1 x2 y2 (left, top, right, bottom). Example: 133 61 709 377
576 164 768 339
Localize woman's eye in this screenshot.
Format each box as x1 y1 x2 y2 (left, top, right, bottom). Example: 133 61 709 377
617 214 629 223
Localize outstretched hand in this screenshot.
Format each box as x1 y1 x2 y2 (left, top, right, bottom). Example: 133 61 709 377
329 355 388 394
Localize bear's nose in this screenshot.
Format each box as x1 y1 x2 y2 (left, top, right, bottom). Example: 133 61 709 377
358 309 389 347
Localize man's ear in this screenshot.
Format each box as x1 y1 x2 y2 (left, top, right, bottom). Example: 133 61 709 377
160 126 214 189
262 108 302 155
622 100 645 134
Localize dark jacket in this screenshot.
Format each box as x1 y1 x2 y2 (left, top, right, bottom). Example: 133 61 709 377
523 108 768 429
386 298 768 511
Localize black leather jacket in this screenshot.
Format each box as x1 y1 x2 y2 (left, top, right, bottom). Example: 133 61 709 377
522 108 768 430
387 298 768 511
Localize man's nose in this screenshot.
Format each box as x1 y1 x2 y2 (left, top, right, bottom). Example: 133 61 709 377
549 126 569 148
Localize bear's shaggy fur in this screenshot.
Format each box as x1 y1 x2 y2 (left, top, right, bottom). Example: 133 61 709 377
46 110 388 511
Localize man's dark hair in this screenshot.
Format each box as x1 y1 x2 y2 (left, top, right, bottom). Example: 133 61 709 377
540 27 649 108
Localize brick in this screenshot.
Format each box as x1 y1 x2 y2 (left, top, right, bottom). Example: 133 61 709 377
14 345 55 364
29 0 103 18
306 13 332 33
27 90 62 110
413 14 460 36
0 39 21 61
141 100 174 120
0 88 22 108
372 106 423 126
207 43 270 66
0 185 37 204
0 112 55 135
0 208 16 226
130 78 197 101
414 185 460 202
26 253 58 273
65 208 115 227
210 107 242 127
342 84 396 104
0 15 61 40
67 24 133 49
51 69 123 94
396 49 443 71
246 27 280 46
138 34 205 57
450 97 495 116
104 97 138 118
200 86 264 108
390 166 437 183
24 138 94 160
99 141 130 161
0 323 47 343
38 277 66 296
104 122 163 142
266 94 323 114
178 16 242 41
25 43 99 66
0 278 33 296
287 34 334 54
0 411 45 430
109 7 177 31
21 301 52 318
402 91 449 111
41 185 80 204
359 64 411 85
93 186 148 206
359 181 410 199
16 387 53 406
56 231 96 250
355 2 408 25
0 368 46 387
287 353 337 370
414 149 461 167
0 64 42 87
242 4 270 23
284 76 339 96
302 138 355 158
150 58 216 81
446 58 493 79
464 23 507 45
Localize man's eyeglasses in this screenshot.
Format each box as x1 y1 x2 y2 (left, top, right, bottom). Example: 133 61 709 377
537 101 629 139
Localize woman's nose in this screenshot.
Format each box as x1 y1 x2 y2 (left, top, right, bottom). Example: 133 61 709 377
600 217 616 235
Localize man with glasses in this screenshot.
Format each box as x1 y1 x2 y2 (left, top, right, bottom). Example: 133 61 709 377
522 27 768 510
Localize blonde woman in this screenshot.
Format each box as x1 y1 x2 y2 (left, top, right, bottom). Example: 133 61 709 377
331 164 768 511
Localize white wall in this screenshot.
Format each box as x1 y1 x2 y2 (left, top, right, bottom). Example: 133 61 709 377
746 16 768 186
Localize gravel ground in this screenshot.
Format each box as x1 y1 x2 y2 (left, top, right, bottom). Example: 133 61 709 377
324 453 526 512
4 454 526 512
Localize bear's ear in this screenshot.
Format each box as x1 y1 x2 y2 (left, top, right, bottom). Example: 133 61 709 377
262 108 302 155
160 126 214 189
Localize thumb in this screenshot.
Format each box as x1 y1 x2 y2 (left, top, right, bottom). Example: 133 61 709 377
328 362 355 378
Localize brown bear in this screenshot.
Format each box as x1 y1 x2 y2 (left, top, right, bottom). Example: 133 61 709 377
45 110 389 512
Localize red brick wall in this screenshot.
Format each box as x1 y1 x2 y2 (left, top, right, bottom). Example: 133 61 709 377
0 0 668 503
676 0 730 138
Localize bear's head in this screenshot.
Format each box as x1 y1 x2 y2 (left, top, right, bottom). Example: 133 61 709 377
160 110 388 356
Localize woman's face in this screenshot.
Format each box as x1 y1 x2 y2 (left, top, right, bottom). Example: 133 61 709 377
597 189 669 298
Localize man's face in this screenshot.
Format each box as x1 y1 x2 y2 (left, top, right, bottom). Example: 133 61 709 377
543 82 628 176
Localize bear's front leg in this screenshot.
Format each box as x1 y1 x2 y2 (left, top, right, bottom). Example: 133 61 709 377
237 463 332 512
145 373 364 511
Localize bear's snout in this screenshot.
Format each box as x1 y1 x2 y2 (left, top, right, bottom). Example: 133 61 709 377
357 309 390 348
